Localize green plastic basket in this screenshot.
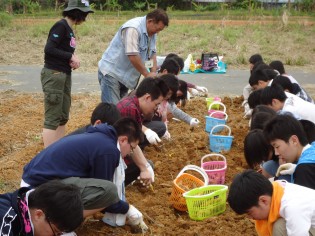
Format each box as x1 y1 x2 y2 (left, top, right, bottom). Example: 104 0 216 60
183 185 228 221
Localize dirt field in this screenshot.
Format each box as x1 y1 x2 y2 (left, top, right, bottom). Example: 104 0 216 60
0 90 256 235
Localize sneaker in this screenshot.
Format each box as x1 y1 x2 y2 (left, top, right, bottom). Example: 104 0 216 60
102 213 117 227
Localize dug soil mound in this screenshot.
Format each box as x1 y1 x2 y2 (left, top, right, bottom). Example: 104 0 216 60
0 91 255 235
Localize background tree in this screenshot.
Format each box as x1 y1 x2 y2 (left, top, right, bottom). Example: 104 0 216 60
133 1 146 11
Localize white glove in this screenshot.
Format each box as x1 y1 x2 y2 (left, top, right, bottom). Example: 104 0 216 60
126 205 148 232
195 86 208 93
190 118 200 127
187 91 191 100
147 163 155 182
241 100 248 107
162 130 171 140
243 107 252 119
190 88 199 96
276 163 297 177
144 129 161 145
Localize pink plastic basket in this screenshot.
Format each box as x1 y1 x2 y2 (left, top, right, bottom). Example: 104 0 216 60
208 101 226 119
201 154 227 184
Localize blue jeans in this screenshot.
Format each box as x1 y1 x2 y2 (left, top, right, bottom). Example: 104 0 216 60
98 70 128 105
262 160 291 182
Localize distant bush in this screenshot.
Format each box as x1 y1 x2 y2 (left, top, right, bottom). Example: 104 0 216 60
0 12 13 27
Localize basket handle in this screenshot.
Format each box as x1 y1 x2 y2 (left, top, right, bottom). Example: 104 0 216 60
208 101 226 112
209 111 228 120
201 154 227 166
176 164 209 186
210 124 231 135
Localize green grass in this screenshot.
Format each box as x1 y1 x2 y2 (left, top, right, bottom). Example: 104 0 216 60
1 10 314 72
0 12 13 27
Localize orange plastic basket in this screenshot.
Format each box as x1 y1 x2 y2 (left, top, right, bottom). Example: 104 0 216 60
169 165 209 211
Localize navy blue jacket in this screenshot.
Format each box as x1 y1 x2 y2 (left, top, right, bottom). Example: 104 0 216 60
0 187 32 235
22 124 120 187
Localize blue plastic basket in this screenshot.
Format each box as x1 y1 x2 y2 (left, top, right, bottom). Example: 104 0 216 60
205 112 228 133
209 125 234 153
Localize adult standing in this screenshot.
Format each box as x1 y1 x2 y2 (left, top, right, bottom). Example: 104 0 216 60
41 0 93 148
98 9 169 104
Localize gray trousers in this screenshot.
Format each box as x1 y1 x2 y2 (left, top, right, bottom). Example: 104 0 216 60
61 177 119 210
273 218 315 236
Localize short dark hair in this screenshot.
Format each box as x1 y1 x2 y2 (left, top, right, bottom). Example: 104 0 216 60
260 84 287 105
263 114 308 146
113 117 143 143
28 180 83 232
160 58 180 75
147 8 169 26
62 9 88 22
249 54 263 64
165 53 184 70
244 129 273 168
159 73 179 102
251 105 277 117
136 77 169 100
269 60 285 74
249 68 270 86
299 119 315 143
227 170 273 215
272 75 294 94
264 69 279 80
250 112 276 130
248 89 263 109
90 102 121 125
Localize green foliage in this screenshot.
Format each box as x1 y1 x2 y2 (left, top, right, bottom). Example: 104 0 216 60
167 5 175 12
0 12 13 27
23 0 41 14
133 1 146 11
206 3 221 11
192 2 208 12
294 0 315 12
103 0 122 11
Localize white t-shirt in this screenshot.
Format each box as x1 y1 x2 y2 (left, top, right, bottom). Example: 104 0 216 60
279 182 315 236
282 93 315 124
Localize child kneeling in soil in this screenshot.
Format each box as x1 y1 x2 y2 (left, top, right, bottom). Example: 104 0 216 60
21 118 148 232
228 170 315 236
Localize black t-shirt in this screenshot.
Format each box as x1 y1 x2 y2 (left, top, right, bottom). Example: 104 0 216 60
44 19 75 74
294 163 315 190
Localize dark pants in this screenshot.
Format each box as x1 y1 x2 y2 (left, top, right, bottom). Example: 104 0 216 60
125 158 154 186
139 120 166 150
